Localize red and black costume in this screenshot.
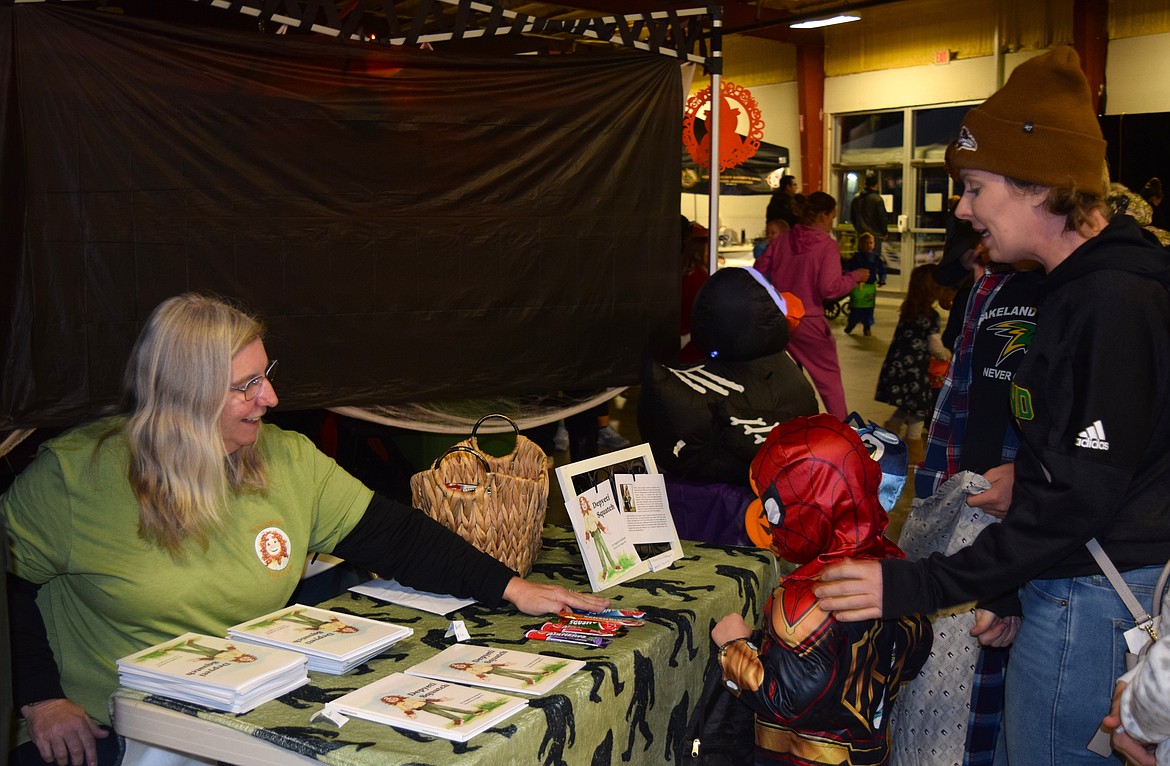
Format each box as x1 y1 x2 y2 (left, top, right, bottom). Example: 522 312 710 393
719 415 932 764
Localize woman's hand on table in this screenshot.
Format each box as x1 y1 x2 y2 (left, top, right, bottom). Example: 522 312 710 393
503 577 610 616
22 698 108 766
813 560 884 621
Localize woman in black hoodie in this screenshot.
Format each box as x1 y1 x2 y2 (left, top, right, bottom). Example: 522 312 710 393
815 47 1170 766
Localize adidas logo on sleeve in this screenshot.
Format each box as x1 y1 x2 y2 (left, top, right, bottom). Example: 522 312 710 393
1075 420 1109 451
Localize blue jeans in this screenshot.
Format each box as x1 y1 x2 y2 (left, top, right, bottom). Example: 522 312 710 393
1004 567 1162 765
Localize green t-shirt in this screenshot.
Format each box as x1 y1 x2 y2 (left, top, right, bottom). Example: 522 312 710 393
3 418 373 725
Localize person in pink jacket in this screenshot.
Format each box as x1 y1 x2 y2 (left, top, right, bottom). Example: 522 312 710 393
753 191 869 419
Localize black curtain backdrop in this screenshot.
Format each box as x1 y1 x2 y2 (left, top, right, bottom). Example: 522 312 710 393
0 5 682 428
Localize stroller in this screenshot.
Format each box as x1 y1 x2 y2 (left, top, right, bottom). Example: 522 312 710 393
822 295 852 321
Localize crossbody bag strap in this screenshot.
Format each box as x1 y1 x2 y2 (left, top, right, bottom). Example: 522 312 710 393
1086 537 1154 629
1084 537 1159 758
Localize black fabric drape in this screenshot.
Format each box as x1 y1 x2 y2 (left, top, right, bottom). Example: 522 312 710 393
0 5 682 428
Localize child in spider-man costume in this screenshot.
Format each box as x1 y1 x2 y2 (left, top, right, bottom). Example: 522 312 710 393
712 414 932 765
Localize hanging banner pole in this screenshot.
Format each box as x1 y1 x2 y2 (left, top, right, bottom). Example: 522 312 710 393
707 5 723 274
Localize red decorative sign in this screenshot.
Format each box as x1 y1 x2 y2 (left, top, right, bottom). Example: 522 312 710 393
683 80 764 172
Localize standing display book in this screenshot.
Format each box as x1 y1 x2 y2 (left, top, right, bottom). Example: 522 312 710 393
404 644 585 695
554 443 684 592
314 672 529 743
227 604 413 674
116 633 308 714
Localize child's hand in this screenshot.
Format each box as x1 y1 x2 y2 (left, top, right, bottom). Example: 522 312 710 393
712 613 752 647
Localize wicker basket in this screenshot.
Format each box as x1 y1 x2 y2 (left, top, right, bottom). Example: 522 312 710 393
409 414 549 577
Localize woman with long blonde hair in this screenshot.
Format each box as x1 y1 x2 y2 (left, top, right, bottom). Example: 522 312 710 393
122 294 268 552
5 293 607 766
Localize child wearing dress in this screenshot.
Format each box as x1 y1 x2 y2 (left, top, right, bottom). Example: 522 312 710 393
875 263 951 465
843 232 888 335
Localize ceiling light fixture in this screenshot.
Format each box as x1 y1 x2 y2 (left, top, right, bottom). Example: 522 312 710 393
790 14 860 29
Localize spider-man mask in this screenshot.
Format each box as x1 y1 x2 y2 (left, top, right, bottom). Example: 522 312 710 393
749 414 903 576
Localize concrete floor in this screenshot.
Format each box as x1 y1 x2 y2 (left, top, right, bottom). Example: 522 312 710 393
553 292 928 540
804 293 906 428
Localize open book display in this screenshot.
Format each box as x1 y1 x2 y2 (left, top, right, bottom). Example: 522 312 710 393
228 605 413 674
554 443 684 592
116 633 308 714
404 644 585 696
315 672 528 743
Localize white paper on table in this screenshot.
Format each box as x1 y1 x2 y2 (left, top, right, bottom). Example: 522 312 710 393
349 579 475 615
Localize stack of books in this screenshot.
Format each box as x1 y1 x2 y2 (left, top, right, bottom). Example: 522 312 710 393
227 605 413 674
116 632 308 714
316 673 529 743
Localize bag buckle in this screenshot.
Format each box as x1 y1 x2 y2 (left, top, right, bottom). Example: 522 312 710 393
1124 618 1157 656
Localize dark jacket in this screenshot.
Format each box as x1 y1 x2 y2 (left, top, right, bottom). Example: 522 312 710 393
766 191 797 228
850 189 890 241
884 217 1170 617
844 249 887 285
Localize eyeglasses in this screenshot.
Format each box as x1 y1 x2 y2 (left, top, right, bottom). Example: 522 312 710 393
229 359 278 401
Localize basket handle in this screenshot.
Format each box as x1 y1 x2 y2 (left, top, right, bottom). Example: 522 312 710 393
471 413 519 438
470 413 520 458
432 445 491 474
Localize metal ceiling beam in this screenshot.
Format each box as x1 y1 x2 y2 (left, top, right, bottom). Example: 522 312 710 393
531 0 893 45
556 0 910 45
721 0 908 40
187 0 721 65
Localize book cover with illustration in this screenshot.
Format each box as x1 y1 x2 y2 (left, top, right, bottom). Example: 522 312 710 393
555 444 683 592
116 632 308 713
228 605 412 673
565 479 647 591
316 672 528 743
403 644 584 696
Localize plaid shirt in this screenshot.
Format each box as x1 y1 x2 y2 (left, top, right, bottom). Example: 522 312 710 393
913 271 1024 764
914 272 1021 499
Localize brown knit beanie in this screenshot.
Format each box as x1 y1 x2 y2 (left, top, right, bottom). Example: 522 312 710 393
951 47 1106 195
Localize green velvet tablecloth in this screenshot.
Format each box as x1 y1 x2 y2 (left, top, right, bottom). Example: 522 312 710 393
112 525 778 766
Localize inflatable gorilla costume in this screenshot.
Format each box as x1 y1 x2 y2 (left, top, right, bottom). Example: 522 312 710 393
638 267 818 486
